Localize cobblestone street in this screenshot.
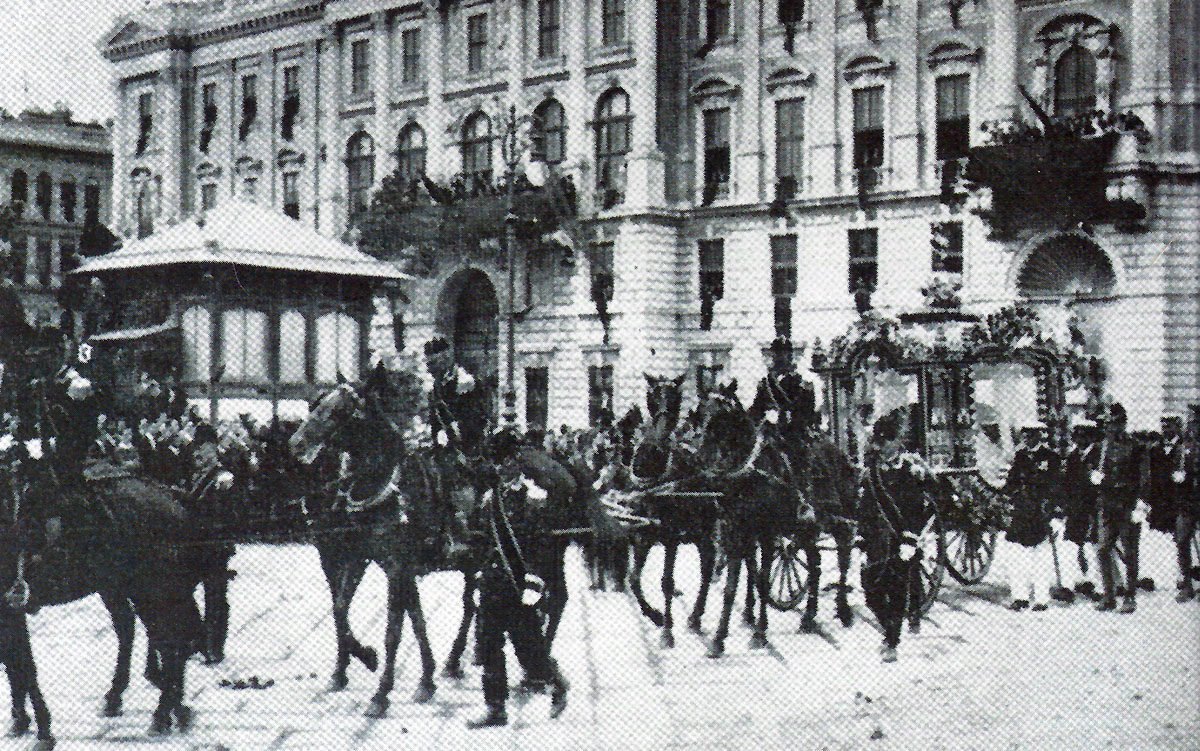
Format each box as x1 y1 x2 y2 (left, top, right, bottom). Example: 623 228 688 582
17 531 1199 750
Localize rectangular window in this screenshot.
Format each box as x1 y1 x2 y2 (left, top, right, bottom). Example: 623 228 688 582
853 86 884 187
278 309 307 384
698 239 725 300
935 75 970 162
200 183 217 211
778 0 804 24
351 39 371 96
848 228 879 298
239 74 258 141
931 221 964 274
282 172 300 219
181 306 211 383
538 0 560 58
588 365 614 427
467 15 488 74
221 308 269 383
401 28 422 84
60 182 76 223
775 98 804 199
774 296 792 340
200 82 217 152
590 241 615 302
770 234 798 297
6 241 24 284
316 312 361 383
136 93 153 155
525 366 549 431
36 239 52 288
702 108 731 204
282 67 300 140
601 0 626 46
706 0 731 42
84 182 100 225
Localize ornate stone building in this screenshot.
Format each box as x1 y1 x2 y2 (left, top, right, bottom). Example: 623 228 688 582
101 0 1198 430
0 107 112 326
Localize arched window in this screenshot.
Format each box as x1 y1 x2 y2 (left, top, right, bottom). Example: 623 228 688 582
315 311 360 383
532 99 566 165
346 131 375 222
396 123 426 187
1053 44 1097 117
278 309 308 384
461 113 493 186
135 182 153 239
10 170 27 216
181 306 212 383
594 89 630 206
36 172 53 221
1017 234 1116 299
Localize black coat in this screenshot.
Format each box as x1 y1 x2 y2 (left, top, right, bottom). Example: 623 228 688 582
429 365 490 454
1095 433 1140 513
859 454 931 561
1141 437 1187 533
1062 442 1099 544
1005 443 1061 547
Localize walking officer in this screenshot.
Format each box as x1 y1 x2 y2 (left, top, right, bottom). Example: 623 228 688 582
466 429 569 729
1004 420 1061 611
1092 403 1145 613
1061 417 1102 600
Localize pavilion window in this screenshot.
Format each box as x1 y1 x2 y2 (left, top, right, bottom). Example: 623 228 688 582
771 234 797 340
221 308 269 383
852 86 884 190
135 183 153 239
200 183 218 211
935 75 970 162
200 82 218 152
396 124 427 190
239 75 258 141
931 221 964 274
36 172 52 221
775 98 804 200
601 0 625 46
706 0 731 43
316 311 360 383
282 172 300 219
350 39 371 96
60 181 76 223
467 14 488 74
346 132 376 222
182 306 212 383
589 241 615 302
36 239 52 288
84 179 100 225
281 67 300 141
848 227 878 311
702 107 731 205
595 89 631 207
136 93 153 155
525 366 549 431
537 0 560 59
278 309 308 384
461 113 493 187
532 99 566 165
10 170 27 216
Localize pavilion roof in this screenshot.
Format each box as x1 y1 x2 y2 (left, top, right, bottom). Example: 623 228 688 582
74 199 408 282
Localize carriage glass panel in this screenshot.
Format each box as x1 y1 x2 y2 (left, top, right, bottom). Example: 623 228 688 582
850 361 919 466
278 309 307 384
316 311 359 384
971 362 1039 488
181 305 212 384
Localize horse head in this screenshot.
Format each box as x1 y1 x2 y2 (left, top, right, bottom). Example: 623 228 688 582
644 373 684 433
289 383 365 465
695 380 757 476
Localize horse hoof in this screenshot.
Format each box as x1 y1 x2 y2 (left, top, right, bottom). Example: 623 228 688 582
686 616 703 633
412 683 436 704
364 698 389 719
9 719 30 737
149 714 172 736
908 619 922 635
174 705 194 733
659 632 675 649
359 647 379 673
706 641 725 659
102 694 123 717
33 738 56 751
837 606 854 628
749 633 768 650
798 617 818 634
442 662 466 680
327 674 349 693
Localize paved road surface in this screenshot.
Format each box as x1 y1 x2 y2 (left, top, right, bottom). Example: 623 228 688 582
16 530 1200 750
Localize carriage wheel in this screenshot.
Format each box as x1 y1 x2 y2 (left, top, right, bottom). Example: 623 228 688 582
943 528 998 585
913 511 946 616
765 534 807 611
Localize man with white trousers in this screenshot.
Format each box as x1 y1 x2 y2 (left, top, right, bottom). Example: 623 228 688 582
1005 421 1062 611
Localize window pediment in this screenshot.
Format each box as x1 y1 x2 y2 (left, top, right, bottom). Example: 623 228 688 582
765 66 815 92
691 77 741 103
276 149 305 168
926 41 981 70
235 156 264 176
843 55 896 83
195 162 222 180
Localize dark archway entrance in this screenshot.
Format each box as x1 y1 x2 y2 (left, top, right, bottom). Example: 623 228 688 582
437 268 499 418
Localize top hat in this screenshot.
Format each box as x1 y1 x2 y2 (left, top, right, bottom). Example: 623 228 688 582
193 422 219 446
1106 402 1128 423
423 337 450 356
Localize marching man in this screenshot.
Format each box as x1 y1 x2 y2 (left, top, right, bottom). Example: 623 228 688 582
1061 417 1103 600
1092 403 1145 614
1004 420 1061 611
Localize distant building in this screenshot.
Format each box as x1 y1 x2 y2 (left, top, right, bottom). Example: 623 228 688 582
0 106 112 326
100 0 1199 430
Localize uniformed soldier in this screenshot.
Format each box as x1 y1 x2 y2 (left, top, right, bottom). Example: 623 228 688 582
187 421 237 664
1173 407 1199 601
466 429 569 729
424 337 489 456
1061 417 1102 600
1092 403 1145 613
1004 421 1061 611
1139 415 1187 599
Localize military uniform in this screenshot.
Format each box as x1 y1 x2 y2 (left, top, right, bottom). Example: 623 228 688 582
1173 412 1199 601
188 425 237 664
467 449 568 728
1092 406 1143 612
1061 422 1102 596
1004 425 1061 610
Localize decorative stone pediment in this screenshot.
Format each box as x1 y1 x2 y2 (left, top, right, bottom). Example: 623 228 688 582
235 156 264 177
926 41 982 70
276 149 305 168
765 66 815 92
843 55 896 83
690 77 741 103
106 21 148 47
195 161 222 180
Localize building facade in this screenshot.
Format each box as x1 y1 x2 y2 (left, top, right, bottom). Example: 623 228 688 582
0 107 113 326
101 0 1199 431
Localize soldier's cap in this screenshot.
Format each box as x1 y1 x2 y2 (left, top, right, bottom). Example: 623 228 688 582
423 337 449 356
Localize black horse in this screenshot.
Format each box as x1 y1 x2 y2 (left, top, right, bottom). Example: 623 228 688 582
694 381 809 657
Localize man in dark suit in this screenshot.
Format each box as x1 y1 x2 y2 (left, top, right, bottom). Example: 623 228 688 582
1061 417 1102 600
1092 403 1144 613
1175 407 1199 601
187 422 236 664
466 430 568 729
424 337 490 458
1005 421 1061 611
749 337 817 448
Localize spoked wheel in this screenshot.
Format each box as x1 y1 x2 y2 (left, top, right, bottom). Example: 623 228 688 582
944 527 998 585
765 534 807 611
913 510 946 616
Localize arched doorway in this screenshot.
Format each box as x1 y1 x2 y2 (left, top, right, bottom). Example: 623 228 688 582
437 268 499 417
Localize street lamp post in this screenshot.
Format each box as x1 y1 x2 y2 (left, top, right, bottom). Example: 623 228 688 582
498 104 530 427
